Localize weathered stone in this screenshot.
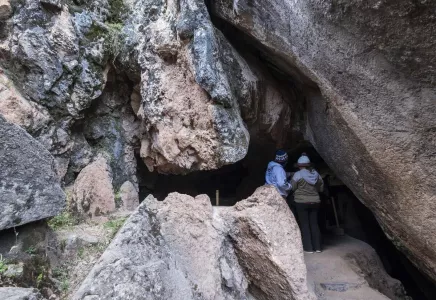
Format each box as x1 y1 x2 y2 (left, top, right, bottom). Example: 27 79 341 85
0 72 50 133
0 116 65 230
3 262 24 278
72 156 115 218
212 0 436 281
0 0 11 20
0 287 46 300
118 181 139 211
74 186 316 300
121 0 250 174
73 195 217 300
223 186 316 300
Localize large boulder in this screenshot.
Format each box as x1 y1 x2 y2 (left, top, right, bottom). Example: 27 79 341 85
73 186 316 300
211 0 436 281
222 185 316 300
72 156 116 218
0 116 65 230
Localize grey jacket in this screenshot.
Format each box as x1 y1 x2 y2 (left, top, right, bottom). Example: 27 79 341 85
291 169 324 203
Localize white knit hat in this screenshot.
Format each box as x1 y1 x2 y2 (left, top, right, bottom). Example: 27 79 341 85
297 153 311 166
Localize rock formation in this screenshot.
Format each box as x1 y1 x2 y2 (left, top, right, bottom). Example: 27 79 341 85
0 0 434 295
74 186 316 300
72 155 116 218
210 0 436 281
0 287 46 300
0 116 65 230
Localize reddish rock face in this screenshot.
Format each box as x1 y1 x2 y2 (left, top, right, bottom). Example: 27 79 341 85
72 156 115 218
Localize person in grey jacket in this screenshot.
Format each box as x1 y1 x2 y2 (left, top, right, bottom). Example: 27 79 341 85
265 150 292 198
291 153 324 253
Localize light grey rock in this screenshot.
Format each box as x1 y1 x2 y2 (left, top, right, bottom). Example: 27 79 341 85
212 0 436 281
0 0 11 20
3 262 24 278
118 181 139 211
0 116 65 230
73 195 206 300
74 186 316 300
0 287 46 300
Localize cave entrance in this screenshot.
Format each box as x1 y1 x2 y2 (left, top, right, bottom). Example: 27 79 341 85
136 140 434 300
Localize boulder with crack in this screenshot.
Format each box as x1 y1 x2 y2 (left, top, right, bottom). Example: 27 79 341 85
73 186 316 300
0 116 65 230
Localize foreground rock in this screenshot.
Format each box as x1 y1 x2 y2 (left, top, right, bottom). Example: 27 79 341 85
211 0 436 281
0 116 65 230
74 186 315 300
0 287 46 300
222 186 315 300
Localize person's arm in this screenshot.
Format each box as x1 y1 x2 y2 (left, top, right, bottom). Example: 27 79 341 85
274 166 292 194
291 173 298 191
317 175 324 193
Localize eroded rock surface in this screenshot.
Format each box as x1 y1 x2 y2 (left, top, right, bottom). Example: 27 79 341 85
211 0 436 281
72 156 115 218
74 186 316 300
0 116 65 230
222 186 315 300
0 287 46 300
118 181 139 211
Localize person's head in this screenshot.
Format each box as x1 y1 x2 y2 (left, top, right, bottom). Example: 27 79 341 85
297 152 311 169
275 149 288 166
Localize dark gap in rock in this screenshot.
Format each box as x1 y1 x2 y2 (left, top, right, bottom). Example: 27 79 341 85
65 67 139 189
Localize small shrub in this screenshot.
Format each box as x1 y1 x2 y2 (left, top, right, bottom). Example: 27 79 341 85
25 245 37 255
52 265 70 294
107 0 127 24
104 217 127 239
60 279 69 292
0 255 8 274
48 211 77 230
36 272 44 288
86 21 125 62
78 247 85 259
114 191 123 208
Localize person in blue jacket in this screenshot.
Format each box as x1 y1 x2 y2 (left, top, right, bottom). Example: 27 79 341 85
265 150 292 198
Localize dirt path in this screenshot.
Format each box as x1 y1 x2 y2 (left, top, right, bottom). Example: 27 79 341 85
304 235 410 300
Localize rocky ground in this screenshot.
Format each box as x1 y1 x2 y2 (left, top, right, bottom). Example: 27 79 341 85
305 236 410 300
0 209 131 300
0 186 413 300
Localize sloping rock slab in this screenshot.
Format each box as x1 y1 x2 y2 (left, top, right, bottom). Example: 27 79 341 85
0 287 46 300
73 195 215 300
0 116 65 230
224 185 316 300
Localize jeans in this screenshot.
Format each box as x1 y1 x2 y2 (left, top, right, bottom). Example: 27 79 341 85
296 203 321 252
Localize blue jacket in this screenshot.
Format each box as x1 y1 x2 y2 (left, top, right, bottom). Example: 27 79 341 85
265 161 292 197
